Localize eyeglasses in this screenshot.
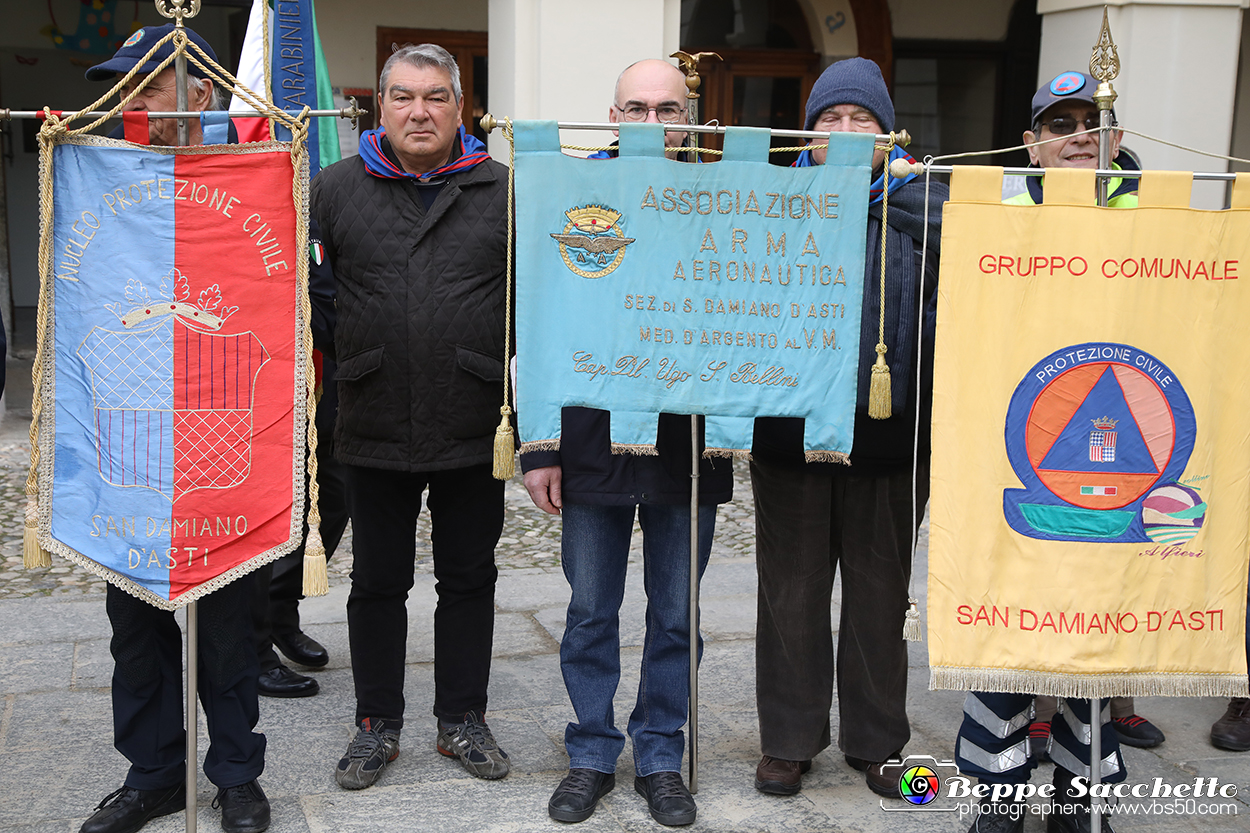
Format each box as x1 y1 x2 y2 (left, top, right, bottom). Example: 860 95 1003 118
614 103 686 123
1038 115 1112 135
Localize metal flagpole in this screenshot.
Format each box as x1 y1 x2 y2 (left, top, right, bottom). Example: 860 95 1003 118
157 3 200 830
671 50 719 794
1087 9 1120 832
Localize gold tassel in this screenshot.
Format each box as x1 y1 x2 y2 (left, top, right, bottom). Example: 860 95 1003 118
868 344 892 419
493 405 515 480
302 524 329 596
23 496 50 569
903 598 922 642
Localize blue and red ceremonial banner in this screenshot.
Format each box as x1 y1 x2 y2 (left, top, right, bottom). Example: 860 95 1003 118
41 138 307 608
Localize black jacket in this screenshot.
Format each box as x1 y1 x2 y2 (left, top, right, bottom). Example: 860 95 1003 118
754 176 947 477
520 408 733 506
311 144 509 472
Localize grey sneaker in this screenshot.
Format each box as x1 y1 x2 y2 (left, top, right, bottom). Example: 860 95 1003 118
436 710 510 779
335 718 400 790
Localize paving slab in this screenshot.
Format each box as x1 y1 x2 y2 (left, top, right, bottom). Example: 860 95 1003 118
3 428 1249 832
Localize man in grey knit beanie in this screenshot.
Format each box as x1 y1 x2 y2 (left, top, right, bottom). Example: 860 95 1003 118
803 56 894 133
751 55 948 804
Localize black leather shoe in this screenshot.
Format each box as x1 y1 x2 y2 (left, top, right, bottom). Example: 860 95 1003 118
1211 697 1250 751
80 783 185 833
634 772 696 826
257 665 319 698
213 780 270 833
548 768 615 823
273 630 329 668
968 799 1026 833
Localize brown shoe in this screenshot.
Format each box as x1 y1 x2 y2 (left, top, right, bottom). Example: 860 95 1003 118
1211 697 1250 751
754 756 811 796
846 753 906 799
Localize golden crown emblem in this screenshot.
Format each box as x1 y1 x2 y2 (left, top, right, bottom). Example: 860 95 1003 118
565 205 622 234
1091 416 1119 429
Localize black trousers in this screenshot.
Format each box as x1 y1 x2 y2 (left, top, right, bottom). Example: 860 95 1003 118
751 457 928 763
106 578 265 790
253 450 350 672
343 462 503 728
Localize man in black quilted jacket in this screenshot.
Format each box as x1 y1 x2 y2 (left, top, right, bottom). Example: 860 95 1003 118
310 43 511 790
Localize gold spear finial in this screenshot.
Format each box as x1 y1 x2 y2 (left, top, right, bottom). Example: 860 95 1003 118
1089 6 1120 84
1089 6 1119 112
670 51 721 100
155 0 202 25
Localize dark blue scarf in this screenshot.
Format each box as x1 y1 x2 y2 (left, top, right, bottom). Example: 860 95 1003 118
358 125 490 180
794 143 918 204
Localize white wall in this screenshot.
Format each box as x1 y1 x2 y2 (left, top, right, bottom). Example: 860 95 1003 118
1038 1 1244 208
316 0 488 92
487 0 679 157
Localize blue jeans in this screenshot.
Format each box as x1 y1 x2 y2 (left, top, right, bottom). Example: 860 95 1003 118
560 501 716 776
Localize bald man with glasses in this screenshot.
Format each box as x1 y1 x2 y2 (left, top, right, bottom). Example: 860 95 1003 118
522 59 731 827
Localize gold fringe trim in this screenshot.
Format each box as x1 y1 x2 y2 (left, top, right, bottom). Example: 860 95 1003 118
903 598 922 642
492 406 515 480
702 447 751 460
930 666 1250 699
804 450 851 464
611 443 660 456
301 525 328 597
520 439 560 453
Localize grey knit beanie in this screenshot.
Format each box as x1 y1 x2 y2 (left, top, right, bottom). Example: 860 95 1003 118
803 57 894 132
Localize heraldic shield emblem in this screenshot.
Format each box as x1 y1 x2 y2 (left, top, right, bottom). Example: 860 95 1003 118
37 140 308 608
77 271 269 501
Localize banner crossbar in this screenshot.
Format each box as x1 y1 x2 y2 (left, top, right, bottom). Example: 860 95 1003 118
2 108 361 121
916 164 1240 183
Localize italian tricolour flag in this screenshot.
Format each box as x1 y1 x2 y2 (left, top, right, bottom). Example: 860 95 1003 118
230 0 340 177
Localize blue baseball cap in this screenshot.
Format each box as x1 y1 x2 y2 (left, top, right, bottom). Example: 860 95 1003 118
85 24 217 81
1030 71 1116 124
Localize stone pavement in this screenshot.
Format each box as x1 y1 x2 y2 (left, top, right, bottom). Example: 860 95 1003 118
1 353 1248 832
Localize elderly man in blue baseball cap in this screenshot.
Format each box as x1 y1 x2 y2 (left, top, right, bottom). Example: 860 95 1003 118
86 23 224 146
75 25 272 833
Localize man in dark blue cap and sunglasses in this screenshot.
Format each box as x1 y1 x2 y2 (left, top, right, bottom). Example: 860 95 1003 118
1006 70 1139 207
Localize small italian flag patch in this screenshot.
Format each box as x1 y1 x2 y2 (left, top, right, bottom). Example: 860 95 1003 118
310 240 324 266
1080 485 1117 496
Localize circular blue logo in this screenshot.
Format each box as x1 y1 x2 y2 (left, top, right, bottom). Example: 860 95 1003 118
123 28 145 48
1049 72 1086 97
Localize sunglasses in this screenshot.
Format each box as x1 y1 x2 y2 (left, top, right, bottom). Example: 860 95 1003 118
1037 115 1112 136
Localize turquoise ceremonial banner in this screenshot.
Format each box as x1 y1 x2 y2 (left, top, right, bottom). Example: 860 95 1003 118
514 122 872 459
929 166 1250 697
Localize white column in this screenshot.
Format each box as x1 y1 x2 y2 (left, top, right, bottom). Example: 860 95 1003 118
1037 0 1244 208
488 0 673 157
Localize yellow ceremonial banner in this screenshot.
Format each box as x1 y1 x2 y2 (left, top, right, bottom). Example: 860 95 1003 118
928 166 1250 698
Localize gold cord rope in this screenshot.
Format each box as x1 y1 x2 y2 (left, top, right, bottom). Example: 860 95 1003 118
867 133 898 420
261 0 275 140
492 120 517 480
557 143 829 156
